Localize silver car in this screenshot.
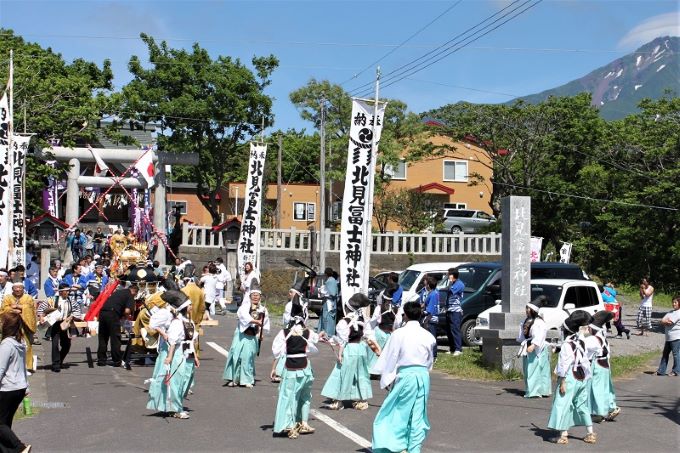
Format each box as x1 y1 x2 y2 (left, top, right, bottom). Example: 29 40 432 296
441 209 496 233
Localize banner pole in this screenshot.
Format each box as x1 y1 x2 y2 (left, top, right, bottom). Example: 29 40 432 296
362 67 381 295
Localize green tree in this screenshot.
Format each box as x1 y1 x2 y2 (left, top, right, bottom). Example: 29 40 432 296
121 33 278 225
0 29 114 213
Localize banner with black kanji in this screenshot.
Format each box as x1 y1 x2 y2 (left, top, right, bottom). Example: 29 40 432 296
339 98 386 309
9 134 30 267
237 142 267 279
0 91 11 269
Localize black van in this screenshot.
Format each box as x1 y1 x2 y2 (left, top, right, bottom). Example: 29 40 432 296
435 262 588 346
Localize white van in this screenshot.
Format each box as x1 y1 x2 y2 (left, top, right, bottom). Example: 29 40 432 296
474 279 604 345
399 262 465 303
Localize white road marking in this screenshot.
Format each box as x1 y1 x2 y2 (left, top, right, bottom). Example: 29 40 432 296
207 340 371 450
206 341 229 358
310 409 373 450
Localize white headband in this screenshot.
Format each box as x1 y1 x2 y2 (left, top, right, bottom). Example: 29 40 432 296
176 300 191 313
0 271 7 277
12 281 24 287
526 303 540 313
250 289 262 296
588 323 603 332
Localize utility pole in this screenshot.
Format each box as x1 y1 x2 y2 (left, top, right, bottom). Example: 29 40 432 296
277 134 282 229
319 97 327 273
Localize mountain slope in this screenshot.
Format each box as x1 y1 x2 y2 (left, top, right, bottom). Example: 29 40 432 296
510 36 679 120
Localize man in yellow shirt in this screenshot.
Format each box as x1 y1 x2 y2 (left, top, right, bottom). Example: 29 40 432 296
181 270 206 358
1 281 37 372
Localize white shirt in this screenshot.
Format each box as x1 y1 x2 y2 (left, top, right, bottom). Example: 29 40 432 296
240 269 261 300
271 328 319 359
200 274 219 303
517 317 548 355
554 334 592 380
237 301 270 334
216 264 231 289
370 320 436 389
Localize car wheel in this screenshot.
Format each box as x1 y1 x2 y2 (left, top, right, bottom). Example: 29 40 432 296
451 226 462 233
462 318 478 347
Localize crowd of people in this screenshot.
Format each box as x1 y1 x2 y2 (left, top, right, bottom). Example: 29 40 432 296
0 245 678 453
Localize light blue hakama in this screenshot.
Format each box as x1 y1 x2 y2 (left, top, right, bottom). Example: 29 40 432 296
547 372 592 431
146 342 191 413
222 330 258 385
590 361 617 416
321 342 372 402
523 348 552 398
372 366 431 453
368 328 391 372
273 363 315 433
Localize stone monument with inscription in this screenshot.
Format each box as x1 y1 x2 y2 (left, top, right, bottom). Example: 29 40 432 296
479 196 531 372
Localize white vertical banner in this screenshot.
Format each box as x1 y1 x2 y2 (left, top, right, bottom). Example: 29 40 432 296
530 236 543 262
0 91 11 269
559 242 573 263
9 134 30 267
237 142 267 279
339 98 387 308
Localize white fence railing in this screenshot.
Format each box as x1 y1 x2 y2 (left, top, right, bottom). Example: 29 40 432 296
182 224 501 255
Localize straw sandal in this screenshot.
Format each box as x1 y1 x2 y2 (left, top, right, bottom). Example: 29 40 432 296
606 407 621 421
172 411 190 419
555 434 568 445
288 423 301 439
325 400 343 411
352 401 369 411
583 433 597 444
298 422 315 434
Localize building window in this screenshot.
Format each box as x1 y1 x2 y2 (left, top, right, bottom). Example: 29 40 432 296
293 202 317 221
385 159 407 180
167 200 187 215
293 202 307 221
443 202 467 209
443 160 468 182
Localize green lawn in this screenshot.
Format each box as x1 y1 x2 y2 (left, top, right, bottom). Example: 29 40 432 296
435 347 658 382
617 284 674 309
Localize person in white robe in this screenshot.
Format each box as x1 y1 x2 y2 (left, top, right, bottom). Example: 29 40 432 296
371 301 436 453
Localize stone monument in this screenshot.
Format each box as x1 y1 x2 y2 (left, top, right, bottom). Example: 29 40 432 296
479 195 531 372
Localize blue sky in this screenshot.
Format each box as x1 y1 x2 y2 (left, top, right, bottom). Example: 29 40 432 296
0 0 677 133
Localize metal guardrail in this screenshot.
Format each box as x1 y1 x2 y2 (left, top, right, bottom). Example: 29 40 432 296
182 224 501 255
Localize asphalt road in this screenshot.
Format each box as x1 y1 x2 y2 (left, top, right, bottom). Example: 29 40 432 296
14 316 680 452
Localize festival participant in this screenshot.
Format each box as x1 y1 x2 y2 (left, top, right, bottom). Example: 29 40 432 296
517 296 551 398
0 270 11 295
97 283 138 367
215 257 232 308
547 311 596 445
43 266 61 299
223 289 270 388
0 312 31 453
181 265 207 325
320 293 375 411
200 263 220 318
367 287 398 373
317 267 338 336
62 263 87 320
239 261 260 302
146 293 198 419
0 282 37 373
37 284 74 372
12 266 38 299
272 289 308 383
602 281 630 339
272 314 319 439
585 310 621 422
66 228 86 262
93 226 105 256
371 301 437 453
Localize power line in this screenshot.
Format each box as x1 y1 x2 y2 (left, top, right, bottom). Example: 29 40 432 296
339 0 463 86
354 0 544 98
348 0 528 96
405 77 519 97
493 180 678 212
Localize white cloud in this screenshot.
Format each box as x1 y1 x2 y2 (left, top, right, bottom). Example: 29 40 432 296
618 12 679 49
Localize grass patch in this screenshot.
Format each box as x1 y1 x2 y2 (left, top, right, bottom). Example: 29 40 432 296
617 284 674 309
264 301 287 319
611 350 659 379
434 348 522 381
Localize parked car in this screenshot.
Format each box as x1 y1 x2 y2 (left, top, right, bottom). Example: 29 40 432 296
474 279 605 345
373 270 403 287
438 208 496 233
399 262 466 304
433 261 589 346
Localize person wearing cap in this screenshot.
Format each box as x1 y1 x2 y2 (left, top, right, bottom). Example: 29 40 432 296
223 289 270 388
517 296 552 398
272 314 320 438
547 311 596 445
371 301 437 453
320 293 374 411
584 311 620 422
146 292 198 419
37 283 74 372
0 282 37 373
97 284 138 367
318 267 339 337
